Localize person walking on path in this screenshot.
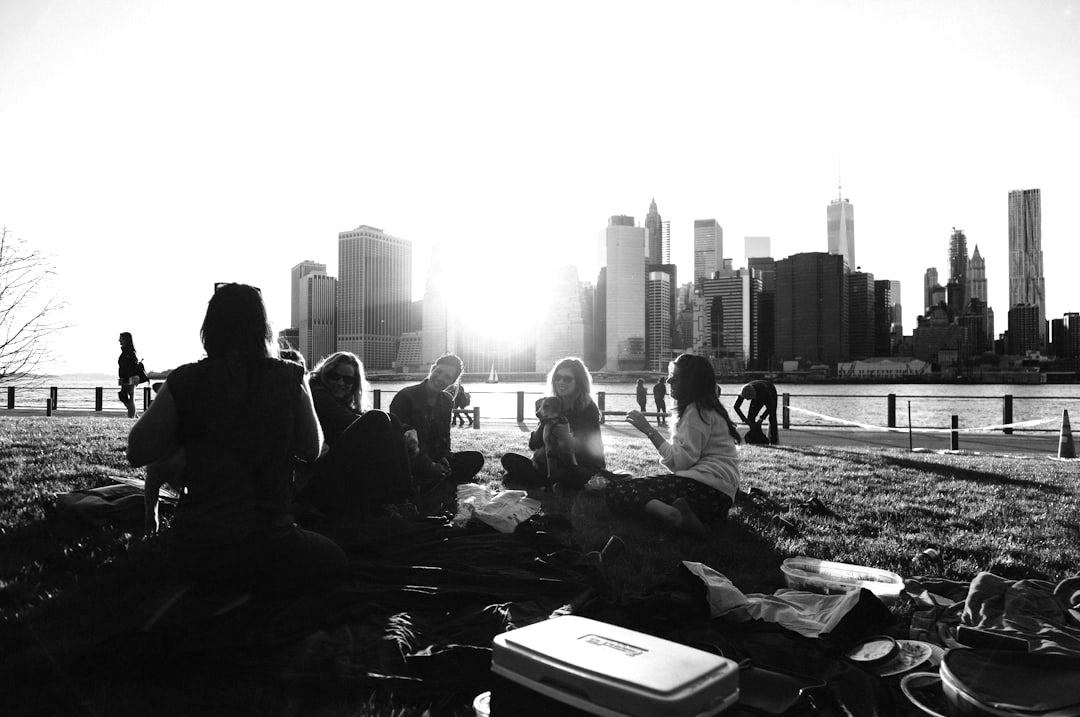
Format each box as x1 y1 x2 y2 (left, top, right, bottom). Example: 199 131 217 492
635 379 648 413
389 354 484 485
117 332 146 418
652 376 668 426
734 379 779 445
610 354 742 538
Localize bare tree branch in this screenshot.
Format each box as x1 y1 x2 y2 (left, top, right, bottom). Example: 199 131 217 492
0 227 70 384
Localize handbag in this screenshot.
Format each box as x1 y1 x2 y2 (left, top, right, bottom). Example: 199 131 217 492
137 361 149 384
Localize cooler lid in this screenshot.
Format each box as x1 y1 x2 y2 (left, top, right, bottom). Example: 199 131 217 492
494 615 736 696
942 649 1080 713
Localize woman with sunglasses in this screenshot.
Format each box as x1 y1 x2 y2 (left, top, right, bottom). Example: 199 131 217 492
610 353 741 538
305 351 415 525
500 357 606 490
127 283 347 596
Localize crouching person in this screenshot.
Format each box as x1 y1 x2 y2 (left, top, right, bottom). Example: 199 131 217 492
127 283 347 596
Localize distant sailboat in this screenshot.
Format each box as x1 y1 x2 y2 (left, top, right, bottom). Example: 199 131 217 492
486 363 499 384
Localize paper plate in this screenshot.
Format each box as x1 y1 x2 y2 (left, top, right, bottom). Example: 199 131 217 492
875 640 933 677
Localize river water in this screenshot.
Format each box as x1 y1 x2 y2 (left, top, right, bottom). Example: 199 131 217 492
6 377 1078 433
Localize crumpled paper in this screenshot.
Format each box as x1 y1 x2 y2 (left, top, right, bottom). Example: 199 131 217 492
452 484 542 533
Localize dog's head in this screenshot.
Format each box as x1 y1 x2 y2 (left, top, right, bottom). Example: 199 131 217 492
535 396 563 421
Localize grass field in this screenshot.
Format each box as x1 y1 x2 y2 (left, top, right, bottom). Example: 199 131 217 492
2 415 1079 715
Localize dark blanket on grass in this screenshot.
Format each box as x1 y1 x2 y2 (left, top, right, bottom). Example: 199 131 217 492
54 514 903 716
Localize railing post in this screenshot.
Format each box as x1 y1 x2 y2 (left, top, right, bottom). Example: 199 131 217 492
1003 394 1013 435
143 386 151 410
887 393 896 428
95 387 103 411
46 399 52 417
372 389 381 410
473 407 480 430
597 391 606 411
782 393 790 429
517 391 525 423
951 415 959 450
7 386 13 410
50 386 58 410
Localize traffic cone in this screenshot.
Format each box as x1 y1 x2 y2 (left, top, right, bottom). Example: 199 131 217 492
1058 409 1076 459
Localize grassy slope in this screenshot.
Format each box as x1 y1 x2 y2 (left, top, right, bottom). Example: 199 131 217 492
2 416 1079 714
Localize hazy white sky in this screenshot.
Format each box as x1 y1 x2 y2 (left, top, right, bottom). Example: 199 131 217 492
2 0 1078 374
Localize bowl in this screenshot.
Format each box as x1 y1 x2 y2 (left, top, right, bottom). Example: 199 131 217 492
780 557 905 603
901 672 950 717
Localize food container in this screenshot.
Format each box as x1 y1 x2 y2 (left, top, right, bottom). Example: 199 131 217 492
780 557 905 603
940 648 1080 716
490 615 740 716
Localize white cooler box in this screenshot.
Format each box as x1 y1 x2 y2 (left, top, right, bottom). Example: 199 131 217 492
490 615 740 717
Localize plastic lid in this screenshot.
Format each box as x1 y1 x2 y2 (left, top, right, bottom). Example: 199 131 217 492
846 636 899 666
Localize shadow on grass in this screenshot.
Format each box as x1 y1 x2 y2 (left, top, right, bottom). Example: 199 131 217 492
778 445 1070 494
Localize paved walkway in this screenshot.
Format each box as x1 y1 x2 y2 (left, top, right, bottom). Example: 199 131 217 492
5 407 1073 458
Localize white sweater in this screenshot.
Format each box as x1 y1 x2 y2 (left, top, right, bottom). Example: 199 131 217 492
655 405 740 501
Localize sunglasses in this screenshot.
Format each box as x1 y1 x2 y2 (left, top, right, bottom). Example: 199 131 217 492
326 371 357 385
214 282 262 294
553 374 576 384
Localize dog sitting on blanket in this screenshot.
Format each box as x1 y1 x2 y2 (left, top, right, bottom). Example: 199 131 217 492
531 396 577 484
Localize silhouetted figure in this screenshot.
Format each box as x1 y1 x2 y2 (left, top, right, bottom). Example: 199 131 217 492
117 332 145 418
734 379 779 445
653 376 668 425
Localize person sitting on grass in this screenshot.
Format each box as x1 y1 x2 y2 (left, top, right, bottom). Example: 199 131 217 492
303 351 417 525
389 353 484 486
500 356 606 490
127 283 347 596
609 353 741 538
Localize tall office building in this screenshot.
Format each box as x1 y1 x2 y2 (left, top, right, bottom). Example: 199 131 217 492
1008 188 1045 342
775 252 849 365
337 224 412 370
693 219 723 289
924 268 939 312
694 269 760 369
874 280 894 356
645 271 672 373
744 236 771 262
827 193 855 270
602 216 647 370
849 271 876 360
888 279 903 344
298 271 337 367
947 228 968 316
421 244 453 364
535 265 586 371
291 260 326 329
645 199 663 265
660 221 671 265
968 245 987 304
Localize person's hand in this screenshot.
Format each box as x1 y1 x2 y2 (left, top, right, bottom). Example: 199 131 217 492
625 410 653 435
403 429 419 457
434 457 452 478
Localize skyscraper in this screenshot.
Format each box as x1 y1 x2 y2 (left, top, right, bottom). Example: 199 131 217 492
1008 188 1045 342
924 268 939 312
694 219 723 288
775 252 849 365
947 228 968 316
298 271 337 367
968 245 987 304
337 224 412 370
291 260 326 329
694 269 759 369
645 271 671 373
849 271 875 360
645 199 663 265
660 220 671 265
535 265 586 371
827 193 855 270
602 216 646 370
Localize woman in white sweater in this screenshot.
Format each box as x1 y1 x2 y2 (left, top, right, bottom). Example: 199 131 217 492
610 353 741 538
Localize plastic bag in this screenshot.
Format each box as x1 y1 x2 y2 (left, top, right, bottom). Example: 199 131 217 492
452 484 541 533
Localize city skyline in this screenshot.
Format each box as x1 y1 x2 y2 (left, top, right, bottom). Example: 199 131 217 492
1 1 1077 374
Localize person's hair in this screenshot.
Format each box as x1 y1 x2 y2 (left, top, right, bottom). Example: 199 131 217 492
429 353 464 387
311 351 369 411
119 332 136 353
670 354 740 443
546 357 593 412
200 283 273 360
636 378 644 387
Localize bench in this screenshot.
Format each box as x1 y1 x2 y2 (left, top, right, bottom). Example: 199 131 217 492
599 410 670 424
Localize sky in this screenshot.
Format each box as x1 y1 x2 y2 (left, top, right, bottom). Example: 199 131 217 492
1 0 1078 375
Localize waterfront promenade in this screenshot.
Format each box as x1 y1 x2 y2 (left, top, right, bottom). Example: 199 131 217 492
4 404 1069 458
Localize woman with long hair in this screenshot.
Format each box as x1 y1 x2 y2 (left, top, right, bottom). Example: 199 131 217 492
127 283 347 595
305 351 415 524
500 356 606 490
609 353 741 538
117 332 144 418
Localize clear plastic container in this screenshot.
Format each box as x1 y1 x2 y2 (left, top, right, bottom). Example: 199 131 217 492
780 556 904 603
